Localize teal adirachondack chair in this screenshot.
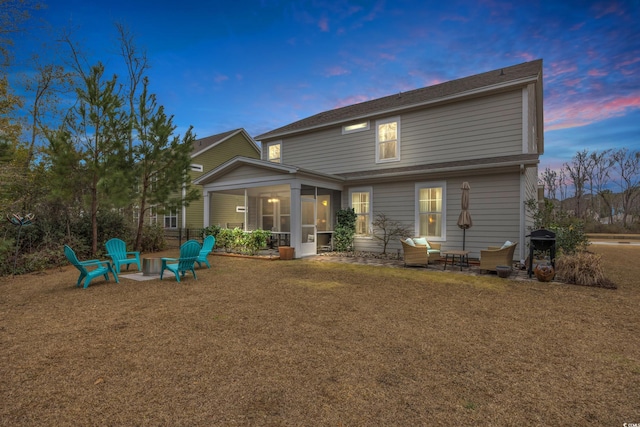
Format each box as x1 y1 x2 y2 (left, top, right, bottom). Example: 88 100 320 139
160 240 201 282
105 238 141 273
64 245 119 289
196 235 216 268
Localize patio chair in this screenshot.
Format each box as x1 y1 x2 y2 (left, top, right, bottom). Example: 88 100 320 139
401 238 442 267
64 245 119 289
196 235 216 268
105 238 141 273
479 241 518 272
160 240 202 282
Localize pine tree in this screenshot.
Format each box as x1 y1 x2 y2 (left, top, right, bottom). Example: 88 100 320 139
131 78 199 251
56 63 129 255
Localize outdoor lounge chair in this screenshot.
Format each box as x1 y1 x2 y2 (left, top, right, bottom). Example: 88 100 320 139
160 240 201 282
196 235 216 268
401 238 442 267
64 245 119 289
479 241 518 272
105 238 141 273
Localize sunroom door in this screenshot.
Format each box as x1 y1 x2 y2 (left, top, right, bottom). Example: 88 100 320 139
300 197 316 256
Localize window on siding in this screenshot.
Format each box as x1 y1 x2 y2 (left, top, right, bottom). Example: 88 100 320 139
350 188 372 236
342 121 369 134
267 142 281 163
190 164 203 172
164 209 177 229
376 117 400 163
416 182 446 239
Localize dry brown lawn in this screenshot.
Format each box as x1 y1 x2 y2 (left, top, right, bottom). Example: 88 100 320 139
1 244 639 426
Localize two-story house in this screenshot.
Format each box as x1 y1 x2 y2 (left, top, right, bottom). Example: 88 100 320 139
193 60 543 262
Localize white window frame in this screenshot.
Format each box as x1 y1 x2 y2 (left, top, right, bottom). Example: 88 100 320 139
190 164 203 172
342 121 369 135
164 209 178 229
414 181 446 241
349 186 373 238
375 116 400 163
267 141 282 163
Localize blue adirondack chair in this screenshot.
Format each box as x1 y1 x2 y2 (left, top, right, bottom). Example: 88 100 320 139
160 240 202 282
105 238 141 272
64 245 119 289
196 235 216 268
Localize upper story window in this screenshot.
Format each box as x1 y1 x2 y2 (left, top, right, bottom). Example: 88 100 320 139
342 121 369 134
267 141 281 163
190 164 203 172
376 117 400 163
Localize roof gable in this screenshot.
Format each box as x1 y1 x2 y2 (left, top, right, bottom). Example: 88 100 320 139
256 59 542 141
191 128 260 158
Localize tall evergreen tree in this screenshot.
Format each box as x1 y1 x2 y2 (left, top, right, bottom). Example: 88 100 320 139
55 63 129 255
131 78 199 251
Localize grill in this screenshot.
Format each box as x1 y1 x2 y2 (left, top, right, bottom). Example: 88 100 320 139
527 229 556 278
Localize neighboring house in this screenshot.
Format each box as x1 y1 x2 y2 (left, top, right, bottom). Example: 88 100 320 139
171 128 260 230
194 60 544 261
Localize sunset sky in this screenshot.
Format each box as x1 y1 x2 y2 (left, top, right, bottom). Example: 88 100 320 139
12 0 640 172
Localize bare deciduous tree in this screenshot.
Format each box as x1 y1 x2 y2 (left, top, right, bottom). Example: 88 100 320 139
372 212 412 254
564 150 593 219
611 148 640 227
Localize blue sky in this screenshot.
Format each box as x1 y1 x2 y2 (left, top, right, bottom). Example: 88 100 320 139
12 0 640 172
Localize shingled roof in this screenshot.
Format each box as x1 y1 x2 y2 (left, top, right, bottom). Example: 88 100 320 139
256 59 542 141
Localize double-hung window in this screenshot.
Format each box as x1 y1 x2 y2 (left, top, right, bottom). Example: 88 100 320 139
376 117 400 163
164 209 177 229
350 187 372 237
267 141 281 163
415 182 446 239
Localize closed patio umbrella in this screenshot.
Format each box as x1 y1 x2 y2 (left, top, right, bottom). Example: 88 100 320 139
457 182 473 250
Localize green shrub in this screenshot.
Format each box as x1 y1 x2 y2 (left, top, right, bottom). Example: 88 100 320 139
231 227 246 253
140 224 166 253
334 208 356 252
243 229 271 255
203 224 222 239
216 228 234 252
525 198 590 256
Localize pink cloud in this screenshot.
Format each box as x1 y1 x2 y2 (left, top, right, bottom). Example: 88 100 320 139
379 52 395 61
570 22 585 31
547 62 579 79
214 74 229 83
333 94 370 109
587 69 608 77
318 16 329 32
441 14 469 23
325 66 350 77
594 2 625 18
545 94 640 131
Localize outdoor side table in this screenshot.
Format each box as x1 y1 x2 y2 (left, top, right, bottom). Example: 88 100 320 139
442 250 469 271
142 257 162 276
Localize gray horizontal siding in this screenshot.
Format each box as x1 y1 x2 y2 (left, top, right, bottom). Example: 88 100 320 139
282 90 523 175
346 171 522 259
